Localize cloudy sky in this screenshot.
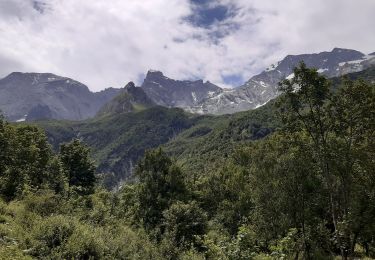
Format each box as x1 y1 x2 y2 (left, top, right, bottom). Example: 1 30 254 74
0 0 374 91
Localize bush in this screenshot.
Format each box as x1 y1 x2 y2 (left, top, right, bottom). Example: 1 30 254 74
58 224 105 260
22 189 61 217
0 245 33 260
163 201 207 249
29 215 76 258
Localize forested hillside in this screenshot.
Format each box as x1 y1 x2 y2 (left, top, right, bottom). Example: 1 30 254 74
0 64 374 259
37 66 375 189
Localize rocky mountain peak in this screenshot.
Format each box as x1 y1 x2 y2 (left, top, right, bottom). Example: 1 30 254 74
97 82 155 116
145 70 165 80
141 70 222 108
124 81 136 89
2 72 64 84
190 47 373 115
0 72 120 121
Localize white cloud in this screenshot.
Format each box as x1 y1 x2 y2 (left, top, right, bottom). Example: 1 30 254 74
0 0 374 91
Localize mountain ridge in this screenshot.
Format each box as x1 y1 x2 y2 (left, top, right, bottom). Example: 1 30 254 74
189 48 375 114
97 82 155 116
141 70 223 108
0 72 121 121
2 48 374 121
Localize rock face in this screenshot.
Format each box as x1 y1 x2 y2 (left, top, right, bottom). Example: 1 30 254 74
26 104 53 121
141 70 222 108
97 82 155 116
191 48 375 115
0 72 120 121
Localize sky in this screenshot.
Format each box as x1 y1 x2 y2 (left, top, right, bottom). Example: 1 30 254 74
0 0 374 91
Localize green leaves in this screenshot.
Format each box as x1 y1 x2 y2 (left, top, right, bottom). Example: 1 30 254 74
275 63 375 258
136 149 188 233
162 201 207 249
0 124 56 200
59 139 96 195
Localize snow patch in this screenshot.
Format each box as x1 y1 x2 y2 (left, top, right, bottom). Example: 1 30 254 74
32 75 39 85
259 81 268 88
339 55 374 67
286 73 295 80
207 91 216 97
317 68 328 73
347 59 364 65
265 64 276 71
191 92 197 102
150 81 163 87
16 114 28 122
265 61 281 71
255 99 271 109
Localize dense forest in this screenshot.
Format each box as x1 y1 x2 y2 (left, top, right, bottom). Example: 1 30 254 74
0 64 374 259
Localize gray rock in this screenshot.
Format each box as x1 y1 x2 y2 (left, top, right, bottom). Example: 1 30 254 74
141 70 222 109
191 48 375 115
0 72 120 121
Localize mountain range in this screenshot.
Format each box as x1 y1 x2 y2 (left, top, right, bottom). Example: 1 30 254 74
189 48 375 114
1 48 374 122
38 66 375 187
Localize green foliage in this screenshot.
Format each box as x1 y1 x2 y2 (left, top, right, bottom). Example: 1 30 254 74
276 63 375 258
136 148 188 233
195 160 254 235
59 139 96 195
38 102 279 188
38 107 197 186
162 201 207 249
0 192 163 260
0 122 63 200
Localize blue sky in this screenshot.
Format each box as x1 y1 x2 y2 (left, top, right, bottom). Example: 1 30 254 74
187 0 234 28
0 0 374 91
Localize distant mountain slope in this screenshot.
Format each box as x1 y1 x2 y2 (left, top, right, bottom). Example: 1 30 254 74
191 48 375 114
38 106 200 187
36 65 375 188
0 72 120 121
141 70 222 108
97 82 155 116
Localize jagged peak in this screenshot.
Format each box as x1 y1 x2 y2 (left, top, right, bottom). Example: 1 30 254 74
146 70 164 77
124 81 136 89
332 47 356 53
